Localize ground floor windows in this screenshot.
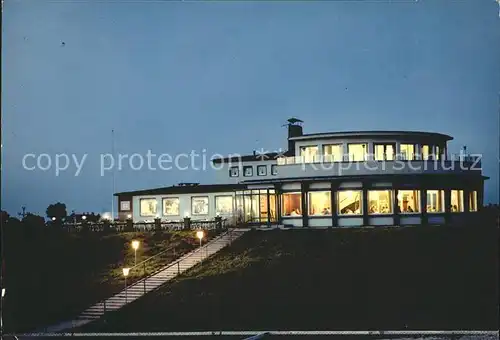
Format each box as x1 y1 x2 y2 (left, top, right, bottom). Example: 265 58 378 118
215 196 233 215
450 190 464 212
426 190 445 213
191 196 209 215
397 190 420 213
308 191 331 216
163 198 180 216
282 192 302 216
338 190 362 215
469 191 478 211
368 190 392 214
140 198 158 217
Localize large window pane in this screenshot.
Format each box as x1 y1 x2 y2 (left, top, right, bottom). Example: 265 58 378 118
397 190 420 213
400 144 415 160
215 196 233 215
323 144 343 162
338 190 362 215
163 198 180 216
368 190 393 214
426 190 445 213
300 146 319 163
348 144 367 161
421 145 430 160
375 144 395 161
282 193 302 216
308 191 331 216
450 190 464 212
469 191 478 212
140 198 157 217
191 196 209 215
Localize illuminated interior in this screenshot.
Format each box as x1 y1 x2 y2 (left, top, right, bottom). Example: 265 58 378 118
300 146 319 163
368 190 392 214
426 190 445 213
338 190 362 215
421 145 430 160
323 144 343 162
163 198 180 216
469 191 478 211
374 144 395 161
308 191 331 216
450 190 464 212
140 198 157 217
282 192 302 216
397 190 420 213
215 196 233 215
400 144 415 160
348 144 367 161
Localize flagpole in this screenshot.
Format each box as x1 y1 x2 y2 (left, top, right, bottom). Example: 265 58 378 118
111 129 115 222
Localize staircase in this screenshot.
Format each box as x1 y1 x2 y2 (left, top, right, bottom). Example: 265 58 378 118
38 228 249 334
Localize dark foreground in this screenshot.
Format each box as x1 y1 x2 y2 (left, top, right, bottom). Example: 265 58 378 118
79 224 499 332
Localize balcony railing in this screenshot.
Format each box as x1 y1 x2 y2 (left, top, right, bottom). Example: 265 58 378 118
277 153 481 165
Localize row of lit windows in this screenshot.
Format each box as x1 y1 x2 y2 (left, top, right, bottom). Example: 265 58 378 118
300 143 444 162
229 164 278 177
282 190 478 217
137 196 234 217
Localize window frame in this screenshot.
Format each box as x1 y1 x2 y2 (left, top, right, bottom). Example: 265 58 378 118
397 190 421 214
450 190 464 213
271 164 278 175
337 190 363 216
120 201 131 211
215 195 234 215
468 191 478 212
400 143 416 160
162 197 180 216
229 166 239 177
191 196 209 216
367 190 393 215
308 191 332 216
139 198 158 217
281 192 302 217
323 143 343 162
300 145 319 163
257 165 267 176
426 190 445 213
374 143 396 161
347 143 368 162
243 165 253 177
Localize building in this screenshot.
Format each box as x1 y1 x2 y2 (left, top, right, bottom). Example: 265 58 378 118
114 118 486 228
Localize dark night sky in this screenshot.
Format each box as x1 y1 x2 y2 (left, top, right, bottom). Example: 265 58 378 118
2 0 499 217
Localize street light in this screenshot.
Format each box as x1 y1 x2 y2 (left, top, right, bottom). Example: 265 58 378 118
51 217 56 221
127 214 132 219
82 215 87 221
122 267 130 303
196 230 204 263
131 240 140 266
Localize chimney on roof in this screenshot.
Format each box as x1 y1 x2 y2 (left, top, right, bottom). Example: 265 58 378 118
284 118 303 156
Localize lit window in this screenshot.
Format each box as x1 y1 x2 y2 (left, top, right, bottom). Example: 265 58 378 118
243 166 253 177
282 192 302 216
191 196 209 215
368 190 393 214
435 146 441 160
229 166 239 177
323 144 343 162
215 196 233 215
271 164 278 175
163 198 180 216
397 190 420 213
374 144 395 161
300 146 319 163
421 145 430 160
308 191 331 216
400 144 415 160
426 190 445 213
450 190 464 212
338 190 362 215
348 144 367 161
468 191 478 212
140 198 157 217
257 165 267 176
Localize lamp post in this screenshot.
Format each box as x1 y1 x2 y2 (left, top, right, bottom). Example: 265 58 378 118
131 240 140 266
122 268 130 303
196 230 204 263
